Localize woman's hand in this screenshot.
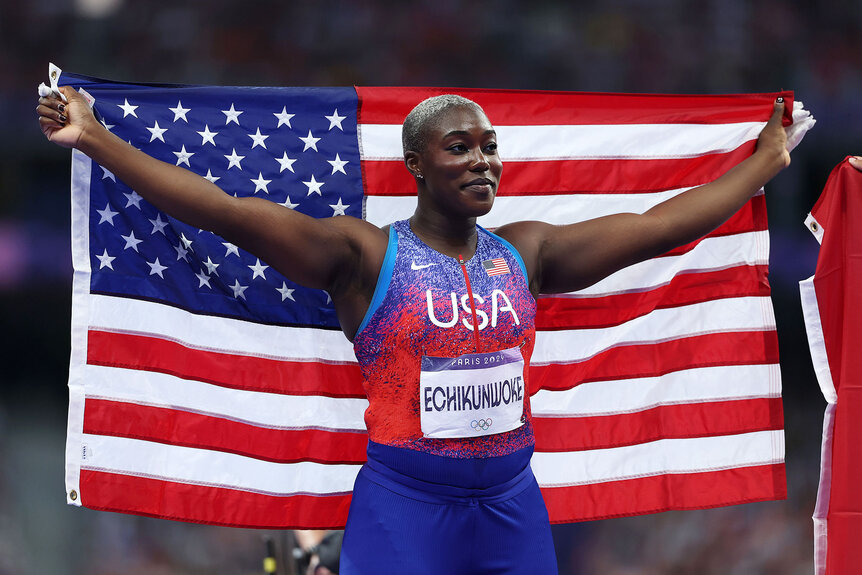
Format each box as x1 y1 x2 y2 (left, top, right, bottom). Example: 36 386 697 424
36 86 100 149
850 156 862 171
755 98 791 171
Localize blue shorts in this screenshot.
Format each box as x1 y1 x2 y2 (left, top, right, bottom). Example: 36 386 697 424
340 442 558 575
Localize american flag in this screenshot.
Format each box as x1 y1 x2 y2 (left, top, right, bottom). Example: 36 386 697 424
482 257 511 276
62 71 814 528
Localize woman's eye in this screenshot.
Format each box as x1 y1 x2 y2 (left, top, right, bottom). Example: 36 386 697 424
484 143 498 153
449 143 468 152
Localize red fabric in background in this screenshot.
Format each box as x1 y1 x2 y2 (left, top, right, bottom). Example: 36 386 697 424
802 157 862 574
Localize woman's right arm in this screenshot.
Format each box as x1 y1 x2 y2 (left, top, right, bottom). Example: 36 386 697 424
37 86 386 295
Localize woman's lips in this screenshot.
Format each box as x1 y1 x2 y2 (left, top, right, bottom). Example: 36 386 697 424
463 178 495 194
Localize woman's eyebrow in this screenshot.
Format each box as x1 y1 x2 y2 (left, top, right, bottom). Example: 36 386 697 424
442 129 497 138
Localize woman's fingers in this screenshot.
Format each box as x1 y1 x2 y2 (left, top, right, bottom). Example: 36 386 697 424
35 86 89 149
755 98 790 169
768 97 785 123
36 100 67 125
849 156 862 171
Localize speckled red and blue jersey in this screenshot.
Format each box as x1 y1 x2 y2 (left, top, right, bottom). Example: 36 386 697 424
353 219 537 459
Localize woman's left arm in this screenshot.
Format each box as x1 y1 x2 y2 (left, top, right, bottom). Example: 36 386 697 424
499 99 790 296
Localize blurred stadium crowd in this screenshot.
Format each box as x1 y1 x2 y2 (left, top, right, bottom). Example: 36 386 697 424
2 0 860 573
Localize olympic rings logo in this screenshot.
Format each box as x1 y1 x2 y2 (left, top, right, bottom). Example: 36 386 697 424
471 418 493 431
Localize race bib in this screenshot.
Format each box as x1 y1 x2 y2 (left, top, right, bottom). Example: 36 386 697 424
420 346 525 439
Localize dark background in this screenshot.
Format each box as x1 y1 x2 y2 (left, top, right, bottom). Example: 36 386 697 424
2 1 860 573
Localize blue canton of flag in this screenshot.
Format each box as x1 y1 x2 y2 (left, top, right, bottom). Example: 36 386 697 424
81 81 362 328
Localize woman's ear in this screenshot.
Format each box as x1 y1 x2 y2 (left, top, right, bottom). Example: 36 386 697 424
405 151 422 179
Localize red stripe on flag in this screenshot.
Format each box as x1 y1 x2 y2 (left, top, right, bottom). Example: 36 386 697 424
537 265 771 330
83 399 369 465
533 397 784 452
357 87 793 125
362 145 756 197
87 330 366 398
80 469 353 529
541 463 786 523
529 330 780 393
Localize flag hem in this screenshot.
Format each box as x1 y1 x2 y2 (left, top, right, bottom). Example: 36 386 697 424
65 148 93 506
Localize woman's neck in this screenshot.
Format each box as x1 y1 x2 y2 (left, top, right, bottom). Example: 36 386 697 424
409 211 478 260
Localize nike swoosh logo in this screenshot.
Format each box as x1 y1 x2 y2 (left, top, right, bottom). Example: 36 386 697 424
411 261 437 270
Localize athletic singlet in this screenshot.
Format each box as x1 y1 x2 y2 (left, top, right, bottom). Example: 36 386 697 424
353 219 537 461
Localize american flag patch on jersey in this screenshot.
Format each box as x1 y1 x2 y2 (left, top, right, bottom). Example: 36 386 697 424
483 258 510 276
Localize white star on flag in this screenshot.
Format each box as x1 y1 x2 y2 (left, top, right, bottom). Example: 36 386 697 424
280 196 299 209
222 242 240 257
225 149 245 170
277 282 296 302
202 257 220 276
275 152 297 173
96 249 115 270
146 121 168 143
169 101 190 122
198 125 218 146
249 128 269 149
101 167 116 181
118 99 138 118
173 145 194 166
149 214 169 235
251 173 272 194
96 203 119 225
329 198 350 216
300 130 321 152
325 109 346 130
121 231 143 252
147 258 168 278
230 279 248 300
222 104 243 125
180 233 194 250
249 259 269 280
195 271 212 289
123 191 143 209
174 244 190 262
274 107 294 128
327 154 348 175
203 169 221 183
303 175 324 196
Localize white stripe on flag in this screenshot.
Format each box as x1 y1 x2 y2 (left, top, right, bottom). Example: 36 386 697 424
80 434 361 496
532 296 776 365
531 430 784 487
89 294 357 363
84 364 369 430
359 122 765 161
531 363 781 417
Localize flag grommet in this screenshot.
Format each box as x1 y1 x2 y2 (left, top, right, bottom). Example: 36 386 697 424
69 490 78 501
810 221 819 232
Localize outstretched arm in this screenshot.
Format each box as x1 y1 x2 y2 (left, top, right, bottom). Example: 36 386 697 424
498 99 790 296
36 87 386 301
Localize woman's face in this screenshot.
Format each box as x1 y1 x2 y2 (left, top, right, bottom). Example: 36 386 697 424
411 106 503 219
